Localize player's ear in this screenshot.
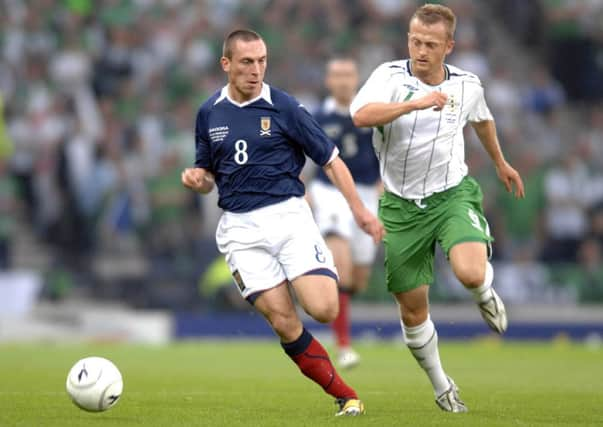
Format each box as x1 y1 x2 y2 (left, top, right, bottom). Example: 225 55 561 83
445 39 455 55
220 56 230 73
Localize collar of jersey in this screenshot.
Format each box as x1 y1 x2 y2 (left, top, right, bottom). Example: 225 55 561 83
406 59 450 86
214 83 273 107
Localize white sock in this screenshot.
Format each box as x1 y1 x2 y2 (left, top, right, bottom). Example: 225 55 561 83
402 317 449 396
469 261 494 303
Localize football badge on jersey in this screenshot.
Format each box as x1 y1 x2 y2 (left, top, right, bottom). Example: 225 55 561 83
444 94 458 124
260 116 271 136
447 94 457 111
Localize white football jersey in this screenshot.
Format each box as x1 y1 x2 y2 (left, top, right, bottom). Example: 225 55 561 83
350 59 493 200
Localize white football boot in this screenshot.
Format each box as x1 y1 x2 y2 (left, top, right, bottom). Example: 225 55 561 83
478 288 508 334
435 377 468 413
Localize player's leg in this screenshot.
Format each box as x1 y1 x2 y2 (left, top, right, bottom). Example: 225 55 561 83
331 183 379 368
238 274 360 416
288 274 364 415
449 242 487 289
350 264 372 293
308 181 357 367
324 234 358 368
275 196 364 415
449 242 507 333
253 281 303 339
393 286 467 413
326 235 353 287
350 183 380 295
330 262 373 369
380 190 467 412
439 177 506 334
216 201 361 416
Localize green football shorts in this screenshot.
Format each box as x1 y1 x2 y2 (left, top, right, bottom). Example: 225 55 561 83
379 176 493 293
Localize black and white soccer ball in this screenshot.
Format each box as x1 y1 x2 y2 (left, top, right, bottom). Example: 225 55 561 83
66 356 123 412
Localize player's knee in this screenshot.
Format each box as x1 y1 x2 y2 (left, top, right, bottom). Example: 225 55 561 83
401 309 428 327
308 301 339 323
455 264 485 288
267 312 300 339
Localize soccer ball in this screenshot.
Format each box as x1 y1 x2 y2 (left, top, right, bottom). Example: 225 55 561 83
66 356 123 412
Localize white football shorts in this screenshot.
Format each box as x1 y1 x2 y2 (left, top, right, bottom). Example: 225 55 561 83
216 197 338 301
309 180 379 265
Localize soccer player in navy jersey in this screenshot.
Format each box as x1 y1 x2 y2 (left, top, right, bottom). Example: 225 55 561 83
308 58 381 369
181 29 384 417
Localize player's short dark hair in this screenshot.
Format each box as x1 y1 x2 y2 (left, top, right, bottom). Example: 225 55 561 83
411 3 457 40
222 29 264 59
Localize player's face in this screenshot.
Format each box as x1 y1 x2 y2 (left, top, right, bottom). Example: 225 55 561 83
408 18 454 79
221 39 267 102
325 60 359 106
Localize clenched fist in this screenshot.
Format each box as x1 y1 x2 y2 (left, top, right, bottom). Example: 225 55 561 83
181 167 215 194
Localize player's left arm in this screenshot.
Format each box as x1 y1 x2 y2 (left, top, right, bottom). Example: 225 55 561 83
470 120 525 199
323 155 385 243
287 96 383 240
300 161 316 210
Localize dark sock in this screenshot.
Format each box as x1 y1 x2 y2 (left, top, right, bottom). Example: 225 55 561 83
281 328 357 399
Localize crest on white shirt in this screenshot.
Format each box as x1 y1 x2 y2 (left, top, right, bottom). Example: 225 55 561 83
444 94 458 124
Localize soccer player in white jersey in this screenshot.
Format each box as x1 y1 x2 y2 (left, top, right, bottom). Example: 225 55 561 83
182 29 384 417
308 58 381 369
350 4 525 412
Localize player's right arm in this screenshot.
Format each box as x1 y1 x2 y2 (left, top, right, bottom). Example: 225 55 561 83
181 168 215 194
352 92 448 127
185 105 215 194
349 62 447 127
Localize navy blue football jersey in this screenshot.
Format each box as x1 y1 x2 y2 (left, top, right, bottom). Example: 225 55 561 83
195 84 338 213
313 98 379 185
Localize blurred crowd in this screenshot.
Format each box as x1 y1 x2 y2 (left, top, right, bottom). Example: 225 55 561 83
0 0 602 307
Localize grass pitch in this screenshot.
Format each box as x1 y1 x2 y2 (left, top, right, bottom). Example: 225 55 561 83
0 339 601 426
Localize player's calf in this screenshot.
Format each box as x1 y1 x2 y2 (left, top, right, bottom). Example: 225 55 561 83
281 328 359 403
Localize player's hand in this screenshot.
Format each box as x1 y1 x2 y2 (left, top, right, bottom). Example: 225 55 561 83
181 167 215 194
495 161 525 199
413 91 448 111
352 205 385 244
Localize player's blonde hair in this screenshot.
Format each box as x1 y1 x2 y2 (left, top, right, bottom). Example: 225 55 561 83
222 29 264 59
411 3 457 40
